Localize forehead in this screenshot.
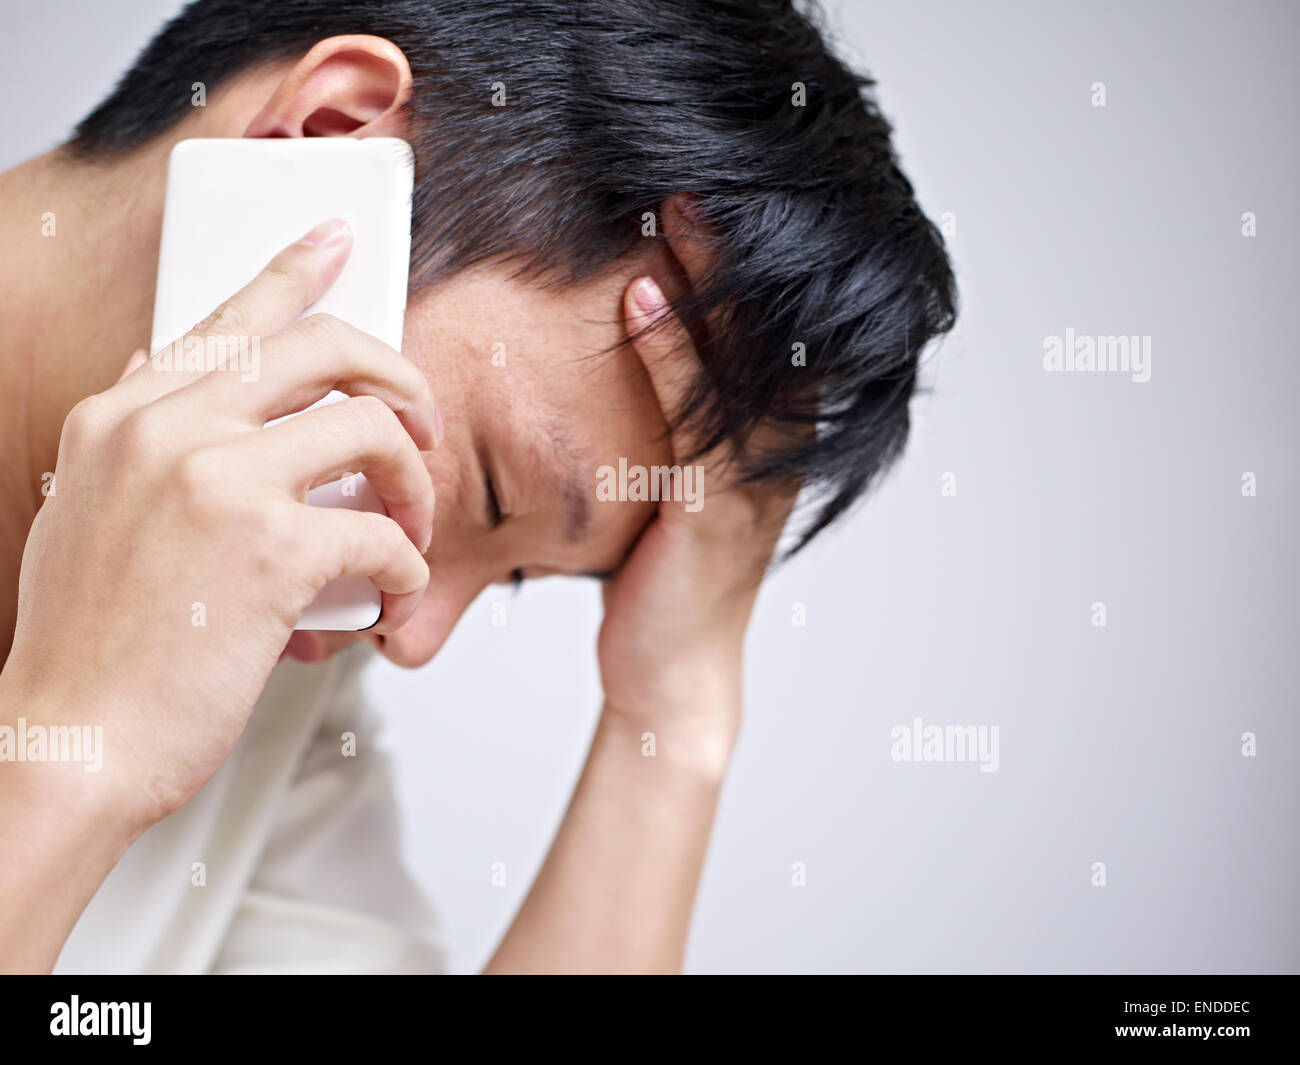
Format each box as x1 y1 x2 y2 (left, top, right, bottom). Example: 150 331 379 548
406 259 667 441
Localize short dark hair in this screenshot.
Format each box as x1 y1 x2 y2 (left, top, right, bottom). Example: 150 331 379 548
70 0 957 553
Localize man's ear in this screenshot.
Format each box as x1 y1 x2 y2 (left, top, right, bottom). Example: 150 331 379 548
243 35 412 139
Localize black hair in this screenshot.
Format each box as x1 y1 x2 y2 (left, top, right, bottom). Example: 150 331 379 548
70 0 957 553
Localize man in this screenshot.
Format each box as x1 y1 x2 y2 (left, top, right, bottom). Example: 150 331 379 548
0 0 955 973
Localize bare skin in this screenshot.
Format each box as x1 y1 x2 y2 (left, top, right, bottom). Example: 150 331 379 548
0 35 799 973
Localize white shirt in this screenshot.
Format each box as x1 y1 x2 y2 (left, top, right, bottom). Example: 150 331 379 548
54 644 445 974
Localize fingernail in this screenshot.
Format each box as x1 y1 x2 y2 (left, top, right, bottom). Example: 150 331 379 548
299 218 351 247
634 276 666 317
433 407 445 446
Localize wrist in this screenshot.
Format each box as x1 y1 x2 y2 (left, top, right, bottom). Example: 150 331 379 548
0 674 152 851
0 687 143 972
599 689 740 785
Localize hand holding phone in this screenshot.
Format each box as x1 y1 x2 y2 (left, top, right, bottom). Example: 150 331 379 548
1 219 436 838
151 137 416 629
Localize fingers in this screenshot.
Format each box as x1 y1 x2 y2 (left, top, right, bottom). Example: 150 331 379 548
628 193 728 463
625 273 792 543
625 274 701 464
123 218 354 405
300 507 430 634
195 218 353 336
248 395 435 554
197 313 438 451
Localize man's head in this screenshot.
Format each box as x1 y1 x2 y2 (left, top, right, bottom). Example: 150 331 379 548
66 0 956 666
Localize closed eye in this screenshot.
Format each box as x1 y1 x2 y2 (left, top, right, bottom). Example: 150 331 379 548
484 470 504 529
484 472 524 589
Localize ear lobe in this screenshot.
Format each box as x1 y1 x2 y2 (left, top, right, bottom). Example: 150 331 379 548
244 34 412 139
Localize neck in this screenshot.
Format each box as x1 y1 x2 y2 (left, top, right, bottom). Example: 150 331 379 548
0 141 170 659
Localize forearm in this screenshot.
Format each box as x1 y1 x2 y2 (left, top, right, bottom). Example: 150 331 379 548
0 688 140 973
484 709 732 974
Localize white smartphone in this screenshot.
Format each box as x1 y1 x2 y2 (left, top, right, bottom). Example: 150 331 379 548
150 137 415 631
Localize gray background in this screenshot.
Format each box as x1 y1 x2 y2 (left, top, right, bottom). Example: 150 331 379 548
3 0 1296 973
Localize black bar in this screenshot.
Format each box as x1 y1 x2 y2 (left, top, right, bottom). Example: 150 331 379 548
0 975 1290 1052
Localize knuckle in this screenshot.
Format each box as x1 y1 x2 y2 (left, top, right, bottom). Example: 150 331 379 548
174 447 227 512
259 255 295 284
402 361 432 409
61 395 112 448
383 342 420 387
294 312 345 345
364 510 407 557
336 512 382 577
199 300 250 337
114 406 168 461
348 393 399 439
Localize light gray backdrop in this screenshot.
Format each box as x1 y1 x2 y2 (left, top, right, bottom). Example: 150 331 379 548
3 0 1296 973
